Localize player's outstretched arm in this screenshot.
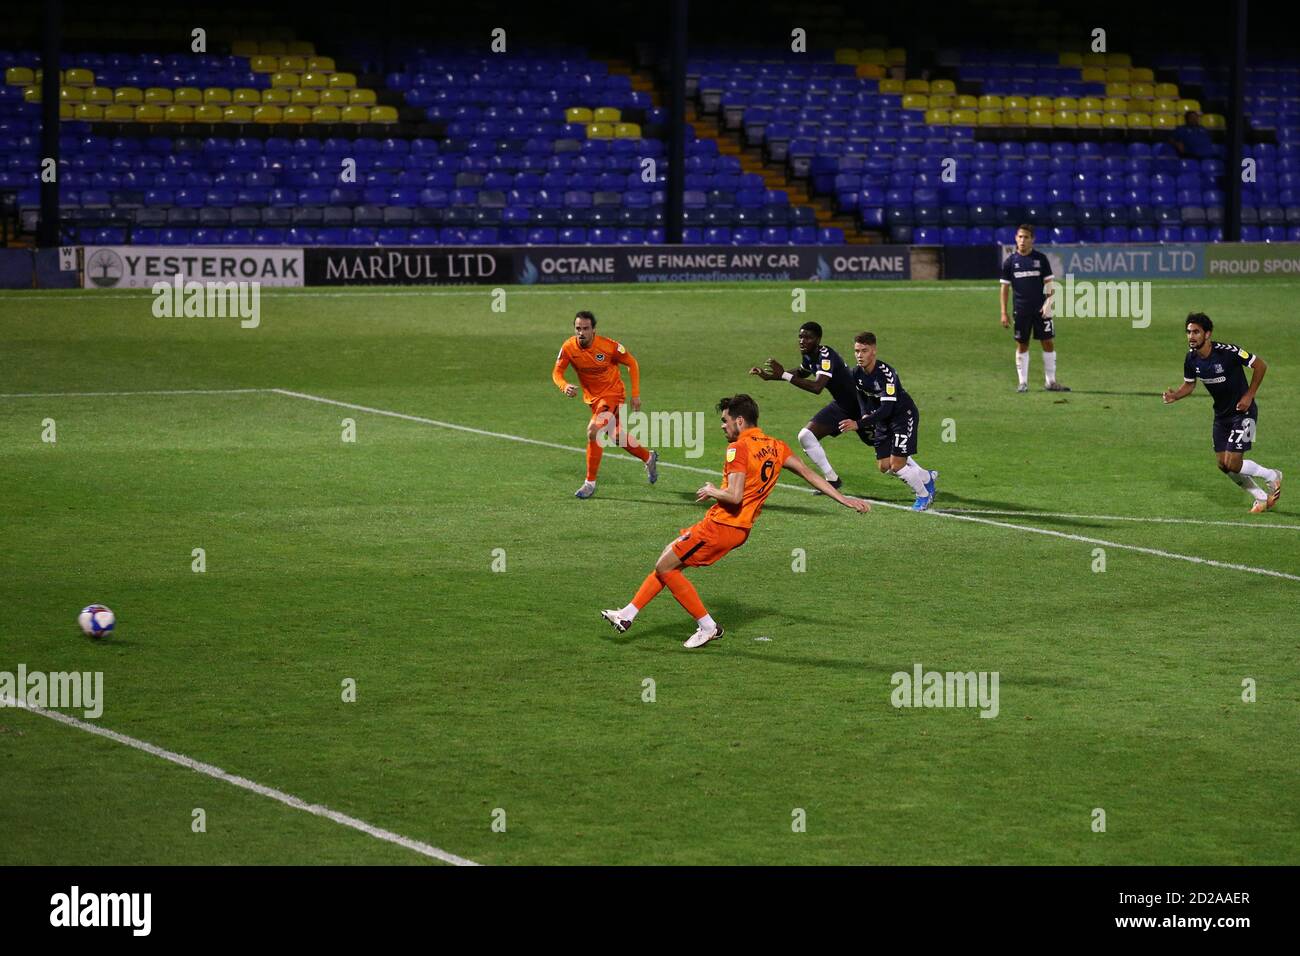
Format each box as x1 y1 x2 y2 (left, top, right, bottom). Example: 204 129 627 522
783 455 870 512
1162 382 1195 404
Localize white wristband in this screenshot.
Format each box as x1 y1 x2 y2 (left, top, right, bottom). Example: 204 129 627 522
781 371 794 382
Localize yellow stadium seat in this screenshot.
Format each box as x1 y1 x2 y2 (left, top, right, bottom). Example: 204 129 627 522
259 40 287 55
306 56 336 72
231 40 259 57
904 78 929 93
369 105 398 124
282 105 312 123
1154 82 1179 98
1059 52 1083 68
924 108 950 125
902 93 928 110
193 104 223 122
1102 112 1126 128
931 79 956 95
204 87 231 104
1028 109 1052 127
300 71 327 89
1201 113 1225 129
1082 52 1107 67
886 47 906 65
144 87 174 104
164 105 194 122
222 105 253 122
311 105 341 123
174 87 202 104
114 87 143 104
1077 111 1102 128
1104 67 1130 82
262 88 290 105
1028 96 1052 111
1153 113 1178 129
592 106 621 122
1106 52 1132 67
271 71 300 88
1105 82 1131 97
978 94 1003 110
340 105 370 123
1103 97 1128 112
279 55 307 72
75 103 105 121
286 40 315 56
1078 96 1103 112
1130 83 1153 100
1130 67 1153 82
348 88 376 105
319 88 348 105
586 122 614 138
859 48 886 65
1053 96 1078 112
1002 108 1027 125
1178 98 1201 114
233 88 261 104
951 108 977 126
252 105 282 124
103 104 134 122
59 101 75 119
928 94 953 109
1053 110 1077 127
328 72 357 89
614 122 641 138
65 67 94 87
877 78 903 94
84 86 112 104
60 85 85 102
250 56 278 73
565 106 593 124
1126 112 1151 128
953 94 977 109
1081 67 1106 83
834 48 860 65
976 108 1001 126
23 86 41 103
291 89 320 105
6 67 35 86
1003 95 1027 111
134 104 164 123
1153 97 1177 114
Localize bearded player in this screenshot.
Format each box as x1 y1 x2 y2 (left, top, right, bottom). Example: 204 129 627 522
601 394 869 649
553 310 658 498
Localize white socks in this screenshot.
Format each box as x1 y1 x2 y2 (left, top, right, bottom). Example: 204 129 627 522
1228 470 1267 501
1043 350 1057 385
897 462 930 495
798 427 838 481
1240 460 1278 485
697 614 717 631
1015 350 1029 386
621 603 639 620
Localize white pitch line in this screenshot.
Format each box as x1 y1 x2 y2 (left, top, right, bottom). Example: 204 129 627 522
0 388 273 399
2 693 478 866
938 507 1300 531
271 388 1300 583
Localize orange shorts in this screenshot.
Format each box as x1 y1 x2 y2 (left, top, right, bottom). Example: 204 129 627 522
589 395 626 423
670 518 750 567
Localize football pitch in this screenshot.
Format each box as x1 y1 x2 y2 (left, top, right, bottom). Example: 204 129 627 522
1 278 1297 866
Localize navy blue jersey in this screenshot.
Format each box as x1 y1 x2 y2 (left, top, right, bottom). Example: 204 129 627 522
1184 341 1258 418
851 359 914 424
799 345 858 414
1000 249 1053 316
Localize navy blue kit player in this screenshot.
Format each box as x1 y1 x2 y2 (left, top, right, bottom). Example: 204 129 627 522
749 321 863 493
999 224 1069 393
1162 313 1282 514
836 332 938 511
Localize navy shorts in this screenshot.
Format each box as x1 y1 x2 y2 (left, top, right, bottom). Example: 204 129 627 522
1213 408 1258 453
873 403 919 460
811 401 871 444
1013 310 1055 343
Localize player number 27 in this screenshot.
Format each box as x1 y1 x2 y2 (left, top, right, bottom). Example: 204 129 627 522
1228 420 1257 445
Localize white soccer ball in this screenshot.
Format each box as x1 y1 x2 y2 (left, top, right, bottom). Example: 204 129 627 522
78 604 115 638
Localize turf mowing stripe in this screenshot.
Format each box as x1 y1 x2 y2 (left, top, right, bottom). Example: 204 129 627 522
0 388 273 399
937 507 1300 531
272 388 1300 583
2 694 479 866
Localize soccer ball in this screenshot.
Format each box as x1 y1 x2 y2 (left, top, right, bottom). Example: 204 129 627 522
78 604 115 638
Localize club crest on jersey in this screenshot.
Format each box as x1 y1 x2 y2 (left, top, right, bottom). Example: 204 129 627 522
726 447 737 462
1215 364 1224 374
595 353 606 362
820 359 831 371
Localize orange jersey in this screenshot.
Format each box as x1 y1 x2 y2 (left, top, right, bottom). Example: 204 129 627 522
706 427 792 529
552 334 640 405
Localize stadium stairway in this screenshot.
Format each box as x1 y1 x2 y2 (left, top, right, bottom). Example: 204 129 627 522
608 58 869 243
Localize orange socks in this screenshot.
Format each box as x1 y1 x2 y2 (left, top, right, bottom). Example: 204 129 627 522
585 439 603 481
632 571 663 609
659 569 708 620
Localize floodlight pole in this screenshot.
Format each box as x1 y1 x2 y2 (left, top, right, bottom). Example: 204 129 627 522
37 0 63 248
1224 0 1247 242
665 0 687 244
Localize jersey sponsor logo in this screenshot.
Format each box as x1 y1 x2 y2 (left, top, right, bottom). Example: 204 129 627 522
1013 269 1042 278
1202 375 1227 384
820 359 831 371
725 447 737 462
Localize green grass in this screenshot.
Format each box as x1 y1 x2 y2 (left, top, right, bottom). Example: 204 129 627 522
1 279 1297 865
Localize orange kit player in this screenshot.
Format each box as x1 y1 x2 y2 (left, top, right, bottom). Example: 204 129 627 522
602 394 869 648
553 310 659 498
